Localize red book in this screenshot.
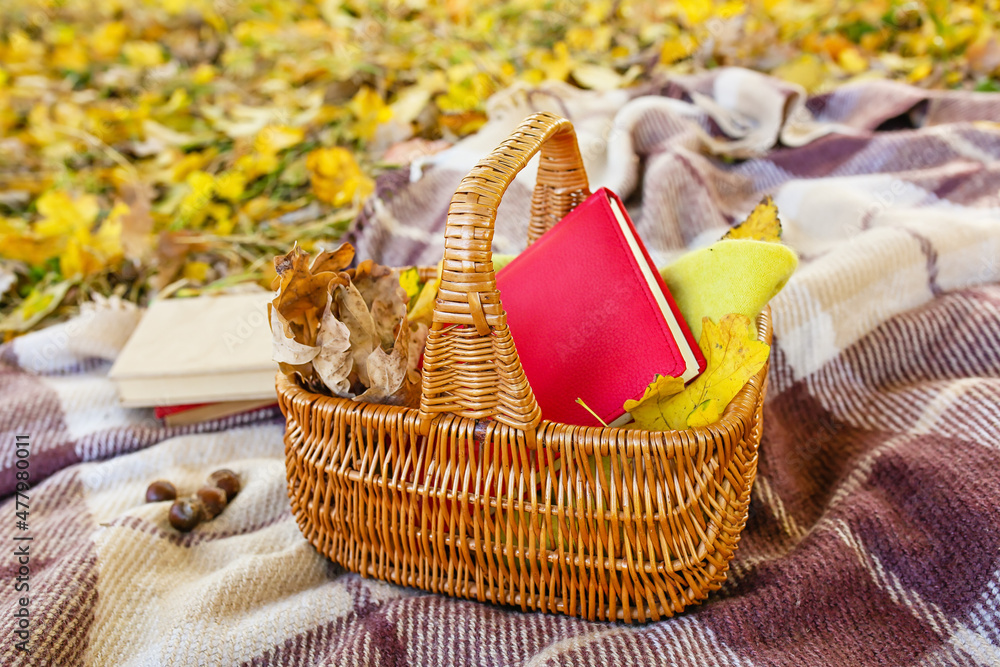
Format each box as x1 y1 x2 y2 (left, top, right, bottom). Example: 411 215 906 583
154 400 277 426
496 188 705 427
154 403 208 419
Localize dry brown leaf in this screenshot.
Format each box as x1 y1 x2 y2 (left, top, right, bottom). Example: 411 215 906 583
272 244 347 346
118 181 154 262
312 306 354 396
310 242 355 275
333 281 379 386
369 299 404 349
269 244 428 403
408 321 428 372
354 318 419 407
353 260 408 348
268 302 320 365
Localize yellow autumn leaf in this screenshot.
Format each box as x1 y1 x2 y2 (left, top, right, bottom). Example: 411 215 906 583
306 147 374 207
233 152 280 181
436 77 488 113
170 148 218 183
93 203 126 260
183 261 212 283
837 47 868 75
399 267 421 302
61 238 97 278
390 85 435 126
191 63 217 85
772 54 827 92
215 171 247 201
0 217 64 264
122 41 164 68
254 125 305 154
678 0 713 25
566 26 612 52
89 21 127 61
349 86 393 142
908 60 934 83
407 276 440 327
205 202 233 232
178 170 216 226
571 64 624 91
723 196 782 242
524 42 573 84
52 43 89 71
623 374 686 423
630 314 769 431
35 190 99 238
660 36 696 65
0 281 73 333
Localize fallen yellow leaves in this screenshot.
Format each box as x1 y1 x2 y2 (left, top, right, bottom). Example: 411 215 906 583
0 191 124 278
348 87 393 142
0 0 997 333
307 147 375 207
0 281 74 335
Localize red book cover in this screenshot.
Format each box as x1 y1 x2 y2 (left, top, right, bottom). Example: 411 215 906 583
154 400 277 426
496 187 705 427
154 403 207 419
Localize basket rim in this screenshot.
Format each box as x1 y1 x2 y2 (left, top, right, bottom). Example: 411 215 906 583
275 306 772 456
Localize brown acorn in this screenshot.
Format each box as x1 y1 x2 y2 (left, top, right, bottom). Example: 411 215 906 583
196 485 228 520
168 497 203 532
207 469 240 500
146 480 177 503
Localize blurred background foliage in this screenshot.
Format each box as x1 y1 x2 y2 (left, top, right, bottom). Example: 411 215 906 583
1 0 998 336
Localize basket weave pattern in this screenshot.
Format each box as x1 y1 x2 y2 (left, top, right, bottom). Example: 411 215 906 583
278 112 771 623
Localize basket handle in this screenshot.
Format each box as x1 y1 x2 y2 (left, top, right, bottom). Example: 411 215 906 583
418 111 590 430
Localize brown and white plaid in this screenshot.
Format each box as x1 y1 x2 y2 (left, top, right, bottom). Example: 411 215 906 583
2 68 999 665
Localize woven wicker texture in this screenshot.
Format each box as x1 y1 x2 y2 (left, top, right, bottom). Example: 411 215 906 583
278 112 771 623
419 112 590 430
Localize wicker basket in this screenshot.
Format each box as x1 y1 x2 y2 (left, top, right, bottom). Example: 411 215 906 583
278 111 771 623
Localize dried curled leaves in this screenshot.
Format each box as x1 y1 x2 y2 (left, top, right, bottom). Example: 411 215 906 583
269 243 425 407
270 243 353 346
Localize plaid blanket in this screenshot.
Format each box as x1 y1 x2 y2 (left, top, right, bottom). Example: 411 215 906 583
3 68 999 666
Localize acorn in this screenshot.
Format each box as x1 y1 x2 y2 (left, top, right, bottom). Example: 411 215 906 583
196 485 228 520
168 497 203 532
207 469 240 500
145 480 177 503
